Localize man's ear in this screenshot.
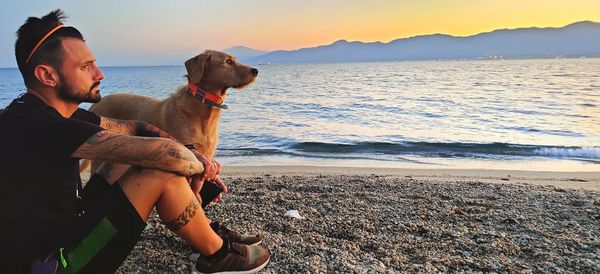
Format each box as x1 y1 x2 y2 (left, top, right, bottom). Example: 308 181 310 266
185 53 211 84
33 64 59 87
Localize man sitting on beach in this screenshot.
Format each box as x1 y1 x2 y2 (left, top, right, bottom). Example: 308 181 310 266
0 10 270 273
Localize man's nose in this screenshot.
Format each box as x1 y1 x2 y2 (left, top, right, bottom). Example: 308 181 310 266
95 66 105 81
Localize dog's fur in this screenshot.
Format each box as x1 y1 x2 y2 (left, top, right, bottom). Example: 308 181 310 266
84 50 257 170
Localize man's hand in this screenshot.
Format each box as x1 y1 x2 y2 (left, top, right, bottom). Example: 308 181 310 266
188 151 229 205
193 151 221 180
189 174 205 204
210 175 229 203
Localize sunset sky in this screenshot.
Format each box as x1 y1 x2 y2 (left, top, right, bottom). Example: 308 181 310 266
1 0 599 67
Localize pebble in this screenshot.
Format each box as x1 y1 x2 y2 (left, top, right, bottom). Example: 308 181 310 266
117 175 600 273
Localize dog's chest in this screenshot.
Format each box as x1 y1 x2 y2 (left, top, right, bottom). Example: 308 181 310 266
170 126 218 157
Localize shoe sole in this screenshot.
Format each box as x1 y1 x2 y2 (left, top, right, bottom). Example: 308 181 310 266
190 240 263 261
191 257 270 274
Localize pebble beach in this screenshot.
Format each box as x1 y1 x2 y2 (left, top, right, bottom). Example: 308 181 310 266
117 166 600 273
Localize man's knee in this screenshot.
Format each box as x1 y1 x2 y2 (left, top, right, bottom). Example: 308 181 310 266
116 167 190 222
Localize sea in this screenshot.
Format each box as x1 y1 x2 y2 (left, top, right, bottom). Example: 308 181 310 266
1 59 599 171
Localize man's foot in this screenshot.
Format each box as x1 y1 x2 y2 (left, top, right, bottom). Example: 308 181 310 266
211 222 263 246
191 222 264 261
192 240 270 274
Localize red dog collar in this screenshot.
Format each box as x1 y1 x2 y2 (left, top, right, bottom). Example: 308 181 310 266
187 83 228 109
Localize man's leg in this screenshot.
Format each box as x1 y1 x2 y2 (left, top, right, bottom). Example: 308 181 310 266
85 163 271 274
96 163 223 255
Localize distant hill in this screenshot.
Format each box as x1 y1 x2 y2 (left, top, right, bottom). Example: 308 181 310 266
245 21 600 64
223 46 268 61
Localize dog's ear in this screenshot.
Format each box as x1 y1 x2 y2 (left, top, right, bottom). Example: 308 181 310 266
185 53 211 83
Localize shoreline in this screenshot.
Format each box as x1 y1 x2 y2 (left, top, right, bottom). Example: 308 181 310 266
222 165 600 192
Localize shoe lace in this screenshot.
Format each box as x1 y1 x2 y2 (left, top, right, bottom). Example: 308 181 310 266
229 241 244 256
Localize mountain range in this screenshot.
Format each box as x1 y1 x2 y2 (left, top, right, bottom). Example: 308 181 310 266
222 46 268 61
224 21 600 64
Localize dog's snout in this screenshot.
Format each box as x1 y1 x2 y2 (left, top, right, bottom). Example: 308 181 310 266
251 68 258 76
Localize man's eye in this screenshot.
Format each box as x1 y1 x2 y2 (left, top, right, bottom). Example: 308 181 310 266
82 65 89 70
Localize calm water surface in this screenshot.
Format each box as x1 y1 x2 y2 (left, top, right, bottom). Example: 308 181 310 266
1 59 598 171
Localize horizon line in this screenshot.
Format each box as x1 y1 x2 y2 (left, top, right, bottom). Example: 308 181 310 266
1 56 599 70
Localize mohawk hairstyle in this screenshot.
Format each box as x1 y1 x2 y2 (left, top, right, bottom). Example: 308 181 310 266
14 9 84 88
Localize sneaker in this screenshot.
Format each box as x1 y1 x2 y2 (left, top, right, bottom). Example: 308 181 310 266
191 222 264 261
192 240 271 274
211 222 263 246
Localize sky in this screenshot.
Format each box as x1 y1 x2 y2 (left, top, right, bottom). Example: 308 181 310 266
1 0 600 67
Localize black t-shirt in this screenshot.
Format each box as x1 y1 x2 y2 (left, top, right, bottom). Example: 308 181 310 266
0 93 102 269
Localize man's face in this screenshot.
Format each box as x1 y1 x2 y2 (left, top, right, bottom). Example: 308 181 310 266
56 38 104 103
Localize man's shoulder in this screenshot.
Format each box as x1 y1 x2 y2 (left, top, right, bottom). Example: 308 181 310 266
72 108 101 125
2 100 59 123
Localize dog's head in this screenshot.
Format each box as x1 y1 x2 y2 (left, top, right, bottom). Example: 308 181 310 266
185 50 258 94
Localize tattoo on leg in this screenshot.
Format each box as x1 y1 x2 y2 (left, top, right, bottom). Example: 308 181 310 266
163 198 200 231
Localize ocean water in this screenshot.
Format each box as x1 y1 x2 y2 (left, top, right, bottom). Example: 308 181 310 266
1 59 599 171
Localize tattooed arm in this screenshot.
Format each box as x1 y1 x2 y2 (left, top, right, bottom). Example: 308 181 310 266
99 116 177 140
72 130 203 177
94 117 220 179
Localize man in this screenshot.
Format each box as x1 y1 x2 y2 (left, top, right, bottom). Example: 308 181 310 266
0 10 270 273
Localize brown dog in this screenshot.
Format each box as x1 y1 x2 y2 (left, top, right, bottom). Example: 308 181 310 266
86 50 257 167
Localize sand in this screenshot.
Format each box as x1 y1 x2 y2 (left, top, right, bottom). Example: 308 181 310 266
223 166 600 192
117 166 600 273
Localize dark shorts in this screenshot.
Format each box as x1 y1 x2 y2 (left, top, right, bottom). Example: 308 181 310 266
56 174 146 273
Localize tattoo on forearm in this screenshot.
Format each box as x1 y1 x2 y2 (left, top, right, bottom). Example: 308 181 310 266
136 123 162 138
73 130 201 176
145 142 174 161
100 117 135 135
101 117 176 140
163 198 200 231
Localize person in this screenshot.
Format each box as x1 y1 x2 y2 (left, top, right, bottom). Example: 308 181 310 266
0 10 270 273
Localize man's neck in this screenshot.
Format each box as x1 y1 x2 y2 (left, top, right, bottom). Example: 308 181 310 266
27 87 79 118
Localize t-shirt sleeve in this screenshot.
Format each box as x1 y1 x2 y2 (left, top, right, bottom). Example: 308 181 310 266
31 110 103 159
71 108 101 125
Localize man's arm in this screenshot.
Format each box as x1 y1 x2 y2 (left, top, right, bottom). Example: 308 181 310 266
100 116 177 140
95 117 222 184
72 130 202 177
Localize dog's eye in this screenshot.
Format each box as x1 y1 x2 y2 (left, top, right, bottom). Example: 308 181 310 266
226 59 234 65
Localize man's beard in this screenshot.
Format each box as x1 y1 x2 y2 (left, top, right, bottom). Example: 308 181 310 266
57 75 102 103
